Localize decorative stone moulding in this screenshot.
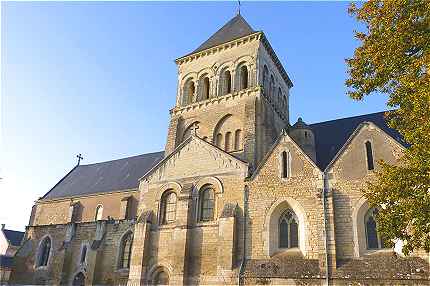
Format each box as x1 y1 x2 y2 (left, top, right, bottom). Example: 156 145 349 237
170 86 261 116
175 32 262 65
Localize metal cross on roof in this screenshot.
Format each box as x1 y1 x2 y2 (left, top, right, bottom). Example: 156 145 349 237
76 154 83 166
190 123 199 136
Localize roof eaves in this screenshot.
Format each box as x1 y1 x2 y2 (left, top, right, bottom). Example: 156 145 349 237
248 130 322 181
175 31 262 64
40 165 79 200
140 135 248 182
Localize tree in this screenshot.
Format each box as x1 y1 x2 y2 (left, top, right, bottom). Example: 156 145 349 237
345 0 430 254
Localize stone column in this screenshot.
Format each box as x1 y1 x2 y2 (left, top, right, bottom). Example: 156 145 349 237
127 211 153 286
170 192 192 285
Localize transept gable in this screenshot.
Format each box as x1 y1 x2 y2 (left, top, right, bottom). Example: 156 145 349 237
141 135 248 183
325 121 406 174
249 130 321 182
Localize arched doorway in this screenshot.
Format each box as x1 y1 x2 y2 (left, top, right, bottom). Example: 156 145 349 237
72 272 85 286
153 269 169 285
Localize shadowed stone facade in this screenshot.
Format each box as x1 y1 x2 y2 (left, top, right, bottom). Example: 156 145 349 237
7 14 429 286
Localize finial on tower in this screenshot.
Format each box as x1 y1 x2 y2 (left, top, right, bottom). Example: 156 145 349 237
237 0 241 15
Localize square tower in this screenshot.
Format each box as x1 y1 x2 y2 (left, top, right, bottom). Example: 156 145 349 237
165 14 293 168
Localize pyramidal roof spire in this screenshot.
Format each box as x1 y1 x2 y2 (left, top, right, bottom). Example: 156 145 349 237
192 14 255 54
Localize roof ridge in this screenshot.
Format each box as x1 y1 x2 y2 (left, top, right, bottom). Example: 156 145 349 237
191 14 255 54
309 110 390 126
79 150 164 167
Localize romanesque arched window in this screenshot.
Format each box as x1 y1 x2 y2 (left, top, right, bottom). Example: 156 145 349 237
183 79 195 106
281 151 291 179
95 205 103 221
279 210 299 248
365 141 374 170
278 87 283 108
216 133 223 148
234 129 242 151
225 131 232 152
240 65 248 90
200 75 210 101
221 70 232 96
263 65 269 94
80 245 87 264
270 75 275 98
199 186 215 222
36 236 51 267
72 272 85 286
118 231 133 269
153 270 169 285
159 191 177 225
365 208 385 249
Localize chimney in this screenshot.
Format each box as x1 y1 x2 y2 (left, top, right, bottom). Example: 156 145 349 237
1 224 5 230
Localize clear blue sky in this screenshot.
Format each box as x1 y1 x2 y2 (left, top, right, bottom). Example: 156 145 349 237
1 2 388 230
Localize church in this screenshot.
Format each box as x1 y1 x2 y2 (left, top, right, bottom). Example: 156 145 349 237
7 14 429 286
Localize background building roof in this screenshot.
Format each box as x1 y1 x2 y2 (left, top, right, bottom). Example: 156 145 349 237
42 151 164 200
2 229 24 247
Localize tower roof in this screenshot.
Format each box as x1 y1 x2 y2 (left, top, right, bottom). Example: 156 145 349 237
192 14 256 54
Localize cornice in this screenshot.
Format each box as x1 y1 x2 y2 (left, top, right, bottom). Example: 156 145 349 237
170 86 261 116
175 32 262 65
36 188 138 204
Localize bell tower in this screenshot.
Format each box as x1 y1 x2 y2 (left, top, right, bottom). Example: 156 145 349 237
165 14 293 168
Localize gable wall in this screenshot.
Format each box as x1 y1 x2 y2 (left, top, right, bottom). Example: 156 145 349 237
247 136 324 260
327 123 404 260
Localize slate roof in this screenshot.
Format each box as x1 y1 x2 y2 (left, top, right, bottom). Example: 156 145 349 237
0 255 14 268
42 151 164 200
2 229 24 247
309 111 406 170
192 14 255 54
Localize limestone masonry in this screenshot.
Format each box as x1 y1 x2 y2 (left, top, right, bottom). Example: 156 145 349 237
5 14 429 286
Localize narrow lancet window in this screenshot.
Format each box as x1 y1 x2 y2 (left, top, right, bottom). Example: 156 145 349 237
365 141 374 170
281 151 291 178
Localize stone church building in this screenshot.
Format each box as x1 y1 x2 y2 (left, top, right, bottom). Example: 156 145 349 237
8 14 429 286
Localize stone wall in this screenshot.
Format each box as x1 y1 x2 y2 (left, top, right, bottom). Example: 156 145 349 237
11 220 135 285
32 191 139 226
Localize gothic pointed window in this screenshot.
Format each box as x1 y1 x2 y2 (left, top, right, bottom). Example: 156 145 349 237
199 186 215 222
95 205 103 221
279 210 299 249
281 151 291 178
118 231 133 269
240 65 248 90
159 191 177 225
365 208 386 249
225 131 232 152
36 236 51 267
234 129 242 151
365 141 374 170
